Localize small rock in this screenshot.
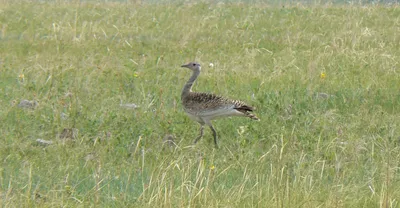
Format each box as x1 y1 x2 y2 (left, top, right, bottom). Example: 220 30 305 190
120 103 138 109
316 92 334 99
36 139 53 146
60 112 69 120
18 100 38 109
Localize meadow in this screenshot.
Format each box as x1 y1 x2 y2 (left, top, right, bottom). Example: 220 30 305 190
0 1 400 207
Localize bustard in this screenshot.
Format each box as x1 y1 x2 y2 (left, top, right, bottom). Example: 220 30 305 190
180 62 259 148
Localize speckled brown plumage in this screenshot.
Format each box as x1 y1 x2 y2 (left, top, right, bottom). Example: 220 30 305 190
180 62 259 148
182 92 259 120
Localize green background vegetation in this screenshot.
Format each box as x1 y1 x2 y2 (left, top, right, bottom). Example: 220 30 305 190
0 1 399 207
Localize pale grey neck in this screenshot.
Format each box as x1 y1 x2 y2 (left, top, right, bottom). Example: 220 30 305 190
182 68 200 98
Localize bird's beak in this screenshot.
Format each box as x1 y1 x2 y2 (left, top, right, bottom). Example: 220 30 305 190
181 64 189 68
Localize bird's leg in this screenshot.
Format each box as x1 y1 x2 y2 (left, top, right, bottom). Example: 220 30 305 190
209 124 218 149
193 124 204 144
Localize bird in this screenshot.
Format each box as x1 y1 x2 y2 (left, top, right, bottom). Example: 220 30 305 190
180 62 259 148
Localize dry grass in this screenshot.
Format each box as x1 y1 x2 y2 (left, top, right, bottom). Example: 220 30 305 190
0 1 399 207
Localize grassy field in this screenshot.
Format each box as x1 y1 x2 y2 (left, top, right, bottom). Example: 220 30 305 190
1 1 400 207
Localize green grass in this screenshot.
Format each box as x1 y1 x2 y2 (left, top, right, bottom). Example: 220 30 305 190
1 1 400 207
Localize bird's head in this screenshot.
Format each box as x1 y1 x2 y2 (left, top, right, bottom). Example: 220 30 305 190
181 62 201 71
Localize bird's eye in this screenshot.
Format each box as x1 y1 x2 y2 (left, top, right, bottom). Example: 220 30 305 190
192 63 196 66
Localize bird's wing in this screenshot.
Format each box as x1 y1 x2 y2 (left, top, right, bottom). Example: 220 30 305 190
184 92 254 114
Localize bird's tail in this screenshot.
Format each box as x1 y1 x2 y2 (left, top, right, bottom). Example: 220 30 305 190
246 112 260 121
235 105 260 121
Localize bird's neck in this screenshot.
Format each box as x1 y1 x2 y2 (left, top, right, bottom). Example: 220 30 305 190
182 69 200 98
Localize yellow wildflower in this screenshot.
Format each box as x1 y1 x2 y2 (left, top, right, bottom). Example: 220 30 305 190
133 72 139 77
241 139 247 146
320 72 326 79
18 73 25 80
64 185 73 195
210 165 215 170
